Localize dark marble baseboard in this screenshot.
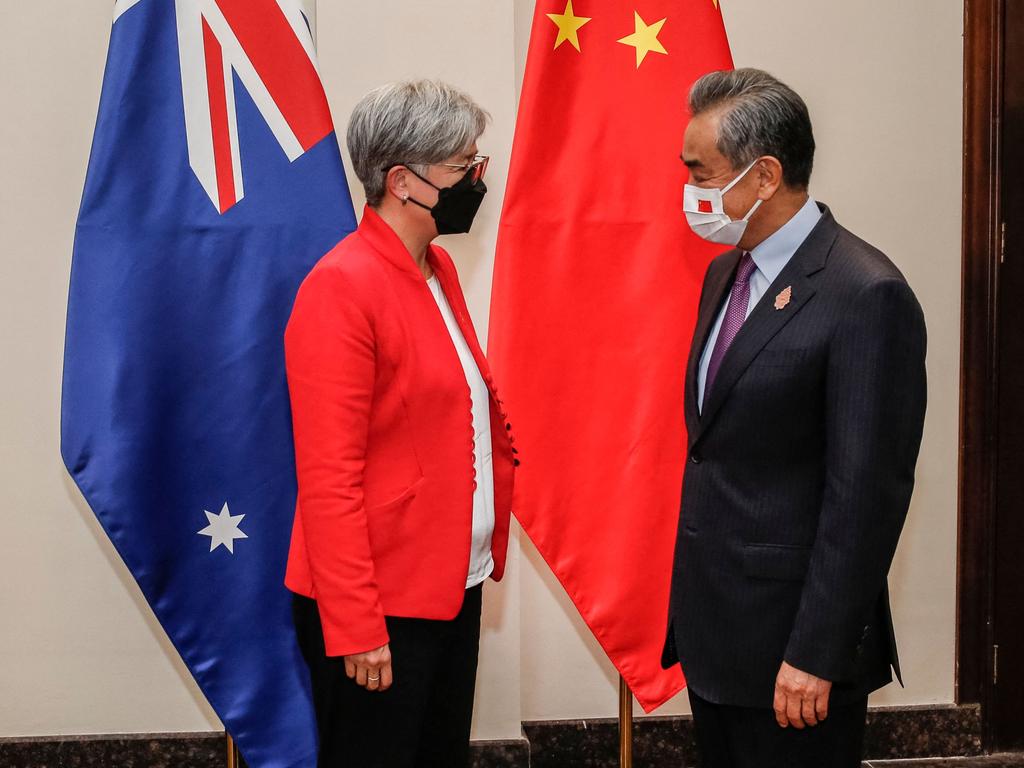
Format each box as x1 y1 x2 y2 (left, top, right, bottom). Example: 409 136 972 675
0 732 528 768
0 705 984 768
523 703 983 768
0 732 224 768
865 704 983 759
868 757 1024 768
470 738 531 767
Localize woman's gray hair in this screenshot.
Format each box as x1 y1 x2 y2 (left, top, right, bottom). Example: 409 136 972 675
346 80 490 206
688 68 815 189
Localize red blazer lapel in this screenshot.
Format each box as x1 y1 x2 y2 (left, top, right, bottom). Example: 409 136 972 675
428 246 501 404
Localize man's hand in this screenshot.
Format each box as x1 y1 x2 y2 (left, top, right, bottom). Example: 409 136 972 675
773 661 831 728
344 643 392 692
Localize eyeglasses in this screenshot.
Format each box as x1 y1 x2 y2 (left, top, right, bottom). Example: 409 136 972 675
437 155 489 183
384 155 489 184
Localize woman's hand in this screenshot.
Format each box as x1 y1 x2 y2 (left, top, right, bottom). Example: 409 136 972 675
344 644 393 692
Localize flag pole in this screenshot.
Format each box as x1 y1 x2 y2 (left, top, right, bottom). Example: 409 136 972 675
619 675 633 768
226 734 240 768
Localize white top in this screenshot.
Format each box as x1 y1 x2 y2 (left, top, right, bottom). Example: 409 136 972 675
697 196 824 411
426 276 495 588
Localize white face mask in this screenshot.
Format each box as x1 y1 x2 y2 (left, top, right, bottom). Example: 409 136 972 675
683 159 763 246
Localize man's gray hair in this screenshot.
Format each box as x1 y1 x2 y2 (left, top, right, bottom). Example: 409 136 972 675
688 68 815 189
346 80 489 206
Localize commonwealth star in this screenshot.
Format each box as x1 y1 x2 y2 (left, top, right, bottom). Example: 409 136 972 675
197 503 249 554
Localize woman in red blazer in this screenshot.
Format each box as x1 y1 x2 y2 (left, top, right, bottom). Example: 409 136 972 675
284 80 515 768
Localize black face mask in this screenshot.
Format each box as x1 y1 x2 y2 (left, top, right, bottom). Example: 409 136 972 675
406 167 487 235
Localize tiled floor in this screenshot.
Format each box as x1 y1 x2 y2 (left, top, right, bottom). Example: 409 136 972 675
863 755 1024 767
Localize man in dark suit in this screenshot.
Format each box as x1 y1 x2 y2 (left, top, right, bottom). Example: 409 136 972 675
662 68 927 768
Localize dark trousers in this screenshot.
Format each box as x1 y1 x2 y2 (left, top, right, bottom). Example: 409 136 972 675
292 586 483 768
688 688 868 768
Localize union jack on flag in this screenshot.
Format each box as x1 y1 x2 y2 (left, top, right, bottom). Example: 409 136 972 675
61 1 356 765
168 0 334 212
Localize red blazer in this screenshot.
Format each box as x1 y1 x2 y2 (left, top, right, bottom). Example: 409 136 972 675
284 206 515 657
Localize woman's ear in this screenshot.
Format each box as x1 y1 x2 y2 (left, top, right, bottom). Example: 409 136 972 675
385 165 410 203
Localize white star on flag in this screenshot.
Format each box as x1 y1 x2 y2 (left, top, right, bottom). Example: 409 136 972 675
197 503 248 553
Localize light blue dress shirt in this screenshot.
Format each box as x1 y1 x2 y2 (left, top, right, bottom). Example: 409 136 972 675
697 197 823 412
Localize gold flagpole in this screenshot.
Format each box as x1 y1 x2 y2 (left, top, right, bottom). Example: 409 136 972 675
226 734 240 768
619 675 633 768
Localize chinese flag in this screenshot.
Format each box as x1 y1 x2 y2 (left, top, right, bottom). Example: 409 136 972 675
489 1 732 711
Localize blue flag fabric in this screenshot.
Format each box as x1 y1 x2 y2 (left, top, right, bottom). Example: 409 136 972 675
60 2 356 766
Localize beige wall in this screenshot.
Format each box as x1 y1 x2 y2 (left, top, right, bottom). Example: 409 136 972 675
0 0 961 743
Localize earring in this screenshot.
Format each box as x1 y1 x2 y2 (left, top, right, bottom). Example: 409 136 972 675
401 195 408 205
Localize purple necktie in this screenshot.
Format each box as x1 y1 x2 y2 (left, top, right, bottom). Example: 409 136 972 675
705 253 756 398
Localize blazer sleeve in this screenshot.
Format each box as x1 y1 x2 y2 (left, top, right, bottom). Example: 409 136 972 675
284 266 389 657
784 277 927 681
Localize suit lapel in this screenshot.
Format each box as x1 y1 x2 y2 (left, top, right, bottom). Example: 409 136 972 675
685 250 742 436
693 208 840 442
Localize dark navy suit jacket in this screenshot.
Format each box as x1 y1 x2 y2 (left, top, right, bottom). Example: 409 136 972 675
663 204 927 708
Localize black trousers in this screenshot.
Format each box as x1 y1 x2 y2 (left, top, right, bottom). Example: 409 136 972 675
292 586 483 768
688 689 868 768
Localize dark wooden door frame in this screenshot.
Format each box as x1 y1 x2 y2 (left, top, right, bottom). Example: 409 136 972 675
959 0 1004 746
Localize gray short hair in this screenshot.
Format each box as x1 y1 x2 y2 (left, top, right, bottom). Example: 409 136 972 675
346 80 490 206
688 68 815 189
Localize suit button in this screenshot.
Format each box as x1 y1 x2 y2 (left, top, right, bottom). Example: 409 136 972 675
690 452 702 464
513 459 521 467
511 447 519 455
505 423 512 431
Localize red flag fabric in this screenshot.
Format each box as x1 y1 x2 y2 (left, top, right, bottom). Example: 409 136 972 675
489 1 732 711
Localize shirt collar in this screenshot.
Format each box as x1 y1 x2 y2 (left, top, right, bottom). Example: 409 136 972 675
748 196 823 284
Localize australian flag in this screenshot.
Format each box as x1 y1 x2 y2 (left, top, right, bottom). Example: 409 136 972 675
60 1 357 766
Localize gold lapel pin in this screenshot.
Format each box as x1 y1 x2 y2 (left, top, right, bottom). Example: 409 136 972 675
774 286 792 311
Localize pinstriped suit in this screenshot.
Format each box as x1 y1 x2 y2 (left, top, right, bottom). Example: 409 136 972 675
662 204 927 714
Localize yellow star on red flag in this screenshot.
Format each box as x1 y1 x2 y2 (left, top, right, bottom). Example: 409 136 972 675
617 11 668 68
547 0 593 52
